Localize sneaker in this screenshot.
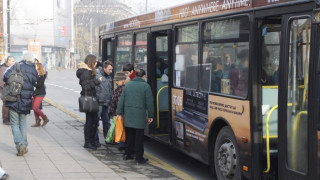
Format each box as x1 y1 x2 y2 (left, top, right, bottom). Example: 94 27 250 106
3 122 10 126
16 144 24 156
0 173 9 180
24 147 28 154
135 158 148 164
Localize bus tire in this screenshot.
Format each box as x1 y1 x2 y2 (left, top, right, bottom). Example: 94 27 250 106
214 126 241 180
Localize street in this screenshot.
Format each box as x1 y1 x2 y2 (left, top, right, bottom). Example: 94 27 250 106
45 69 214 180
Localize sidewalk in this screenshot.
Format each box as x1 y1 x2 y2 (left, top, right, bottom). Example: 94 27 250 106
0 101 181 180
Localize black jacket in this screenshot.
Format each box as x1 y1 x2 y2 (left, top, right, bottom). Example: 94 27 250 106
76 62 100 96
4 60 39 114
34 74 46 96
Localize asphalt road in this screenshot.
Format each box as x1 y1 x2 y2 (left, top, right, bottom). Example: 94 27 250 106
45 69 214 180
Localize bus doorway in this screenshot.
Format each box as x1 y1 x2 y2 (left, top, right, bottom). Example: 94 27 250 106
147 30 172 143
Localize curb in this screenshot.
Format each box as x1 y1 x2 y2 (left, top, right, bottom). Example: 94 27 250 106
43 97 196 180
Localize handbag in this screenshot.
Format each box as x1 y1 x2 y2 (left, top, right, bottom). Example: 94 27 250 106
78 92 99 112
115 116 126 143
106 116 116 143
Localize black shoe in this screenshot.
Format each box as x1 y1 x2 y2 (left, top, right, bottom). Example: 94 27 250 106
135 158 148 164
84 143 97 150
123 154 134 160
118 146 125 151
105 141 119 145
92 141 101 148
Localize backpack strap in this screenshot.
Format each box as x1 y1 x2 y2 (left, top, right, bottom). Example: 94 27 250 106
14 62 21 73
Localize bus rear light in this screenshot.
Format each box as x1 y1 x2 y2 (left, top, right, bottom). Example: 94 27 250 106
241 137 248 143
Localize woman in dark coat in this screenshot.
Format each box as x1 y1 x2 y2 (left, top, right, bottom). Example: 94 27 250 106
76 55 101 150
31 63 49 127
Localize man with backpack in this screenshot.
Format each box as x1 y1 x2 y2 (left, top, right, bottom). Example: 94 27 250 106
3 52 39 156
0 56 15 125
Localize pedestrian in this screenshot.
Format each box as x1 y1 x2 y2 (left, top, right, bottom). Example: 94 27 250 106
3 52 39 156
31 63 49 127
116 69 154 164
94 60 113 146
0 56 15 125
109 71 128 150
76 54 102 150
123 63 136 81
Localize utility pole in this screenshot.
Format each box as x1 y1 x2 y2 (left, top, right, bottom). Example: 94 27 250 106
90 18 92 54
7 0 10 53
145 0 147 13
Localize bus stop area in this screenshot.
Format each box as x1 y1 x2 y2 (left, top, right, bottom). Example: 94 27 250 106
0 100 182 180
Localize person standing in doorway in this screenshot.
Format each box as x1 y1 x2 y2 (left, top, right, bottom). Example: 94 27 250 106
31 63 49 127
76 54 102 150
4 52 39 156
0 56 15 125
94 60 113 146
116 69 154 164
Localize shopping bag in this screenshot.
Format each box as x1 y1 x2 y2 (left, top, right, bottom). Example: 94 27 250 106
106 116 116 143
115 116 126 143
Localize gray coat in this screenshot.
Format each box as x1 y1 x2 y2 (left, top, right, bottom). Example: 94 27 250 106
95 67 113 106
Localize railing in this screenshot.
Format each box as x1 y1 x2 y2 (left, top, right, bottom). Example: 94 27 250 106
156 85 168 128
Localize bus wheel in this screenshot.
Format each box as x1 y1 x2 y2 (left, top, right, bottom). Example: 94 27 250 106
214 126 240 180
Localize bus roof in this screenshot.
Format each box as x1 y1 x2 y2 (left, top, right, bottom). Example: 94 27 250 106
99 0 312 35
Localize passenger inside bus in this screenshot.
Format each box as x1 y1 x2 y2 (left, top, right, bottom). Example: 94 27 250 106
231 49 249 97
207 57 223 93
156 58 168 78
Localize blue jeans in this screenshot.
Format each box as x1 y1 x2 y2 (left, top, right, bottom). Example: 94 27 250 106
10 109 27 150
95 105 110 141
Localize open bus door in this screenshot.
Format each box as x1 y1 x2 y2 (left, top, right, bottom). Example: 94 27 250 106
147 29 173 143
276 13 318 180
101 38 115 64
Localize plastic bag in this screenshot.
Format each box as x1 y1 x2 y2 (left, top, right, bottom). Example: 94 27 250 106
115 116 126 143
106 116 116 143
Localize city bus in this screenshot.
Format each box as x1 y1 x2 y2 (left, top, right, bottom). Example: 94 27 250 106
98 0 320 179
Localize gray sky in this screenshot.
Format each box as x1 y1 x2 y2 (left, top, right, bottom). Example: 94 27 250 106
123 0 200 15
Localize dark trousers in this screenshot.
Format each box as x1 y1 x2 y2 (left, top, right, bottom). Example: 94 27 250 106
2 100 9 123
94 105 110 142
125 127 144 161
84 112 99 144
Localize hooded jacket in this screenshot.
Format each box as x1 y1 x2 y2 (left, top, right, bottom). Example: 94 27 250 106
95 67 113 105
4 60 39 114
76 62 100 97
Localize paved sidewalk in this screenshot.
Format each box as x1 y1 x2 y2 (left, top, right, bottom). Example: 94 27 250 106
0 101 181 180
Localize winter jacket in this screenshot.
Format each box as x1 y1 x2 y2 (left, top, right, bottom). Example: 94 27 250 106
0 63 9 88
4 60 39 114
109 84 124 115
116 77 154 129
76 62 100 97
211 70 223 93
95 67 113 106
34 74 46 96
231 67 248 97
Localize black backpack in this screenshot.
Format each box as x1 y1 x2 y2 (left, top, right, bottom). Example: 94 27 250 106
2 63 24 102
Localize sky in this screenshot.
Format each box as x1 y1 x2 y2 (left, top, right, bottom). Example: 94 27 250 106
123 0 200 15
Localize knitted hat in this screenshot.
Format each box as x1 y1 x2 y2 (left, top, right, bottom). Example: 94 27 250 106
114 71 127 80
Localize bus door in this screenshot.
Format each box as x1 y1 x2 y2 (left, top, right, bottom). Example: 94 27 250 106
101 38 114 63
259 17 282 176
147 30 173 141
277 13 318 179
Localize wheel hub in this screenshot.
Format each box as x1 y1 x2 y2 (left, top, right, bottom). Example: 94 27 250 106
217 140 237 178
